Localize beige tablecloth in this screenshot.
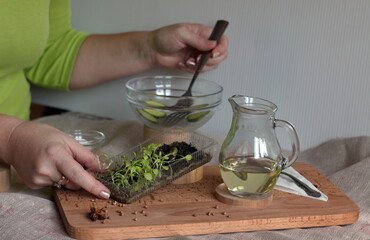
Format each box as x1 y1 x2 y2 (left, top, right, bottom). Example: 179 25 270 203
0 112 369 240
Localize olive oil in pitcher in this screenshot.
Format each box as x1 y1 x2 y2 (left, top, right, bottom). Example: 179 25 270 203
220 156 281 198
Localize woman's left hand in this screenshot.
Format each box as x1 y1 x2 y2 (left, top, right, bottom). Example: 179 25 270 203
70 22 228 89
149 23 228 73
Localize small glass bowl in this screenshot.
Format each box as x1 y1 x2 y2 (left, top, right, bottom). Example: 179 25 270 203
65 129 105 152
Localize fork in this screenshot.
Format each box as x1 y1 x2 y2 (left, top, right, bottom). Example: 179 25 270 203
280 171 322 198
162 20 229 126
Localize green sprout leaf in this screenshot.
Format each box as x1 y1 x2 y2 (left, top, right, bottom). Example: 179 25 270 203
144 172 153 181
185 154 192 162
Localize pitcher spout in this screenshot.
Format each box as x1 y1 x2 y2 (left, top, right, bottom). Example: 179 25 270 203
228 94 245 110
228 95 278 115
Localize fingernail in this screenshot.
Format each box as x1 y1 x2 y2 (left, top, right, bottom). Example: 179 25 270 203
99 191 110 199
212 52 220 58
186 59 196 66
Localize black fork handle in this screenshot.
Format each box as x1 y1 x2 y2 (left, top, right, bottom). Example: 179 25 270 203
187 20 229 93
209 20 229 42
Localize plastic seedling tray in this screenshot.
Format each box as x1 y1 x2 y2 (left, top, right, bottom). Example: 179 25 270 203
97 131 216 203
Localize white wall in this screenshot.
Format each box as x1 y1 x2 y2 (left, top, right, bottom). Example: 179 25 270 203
31 0 370 151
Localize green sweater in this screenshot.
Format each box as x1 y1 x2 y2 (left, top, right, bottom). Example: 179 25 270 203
0 0 88 119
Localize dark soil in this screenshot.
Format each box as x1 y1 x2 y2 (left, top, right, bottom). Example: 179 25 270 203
156 141 198 161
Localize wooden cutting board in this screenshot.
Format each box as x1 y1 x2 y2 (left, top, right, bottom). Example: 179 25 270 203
54 163 359 240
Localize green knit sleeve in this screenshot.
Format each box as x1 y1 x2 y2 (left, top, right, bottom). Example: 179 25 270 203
25 0 88 91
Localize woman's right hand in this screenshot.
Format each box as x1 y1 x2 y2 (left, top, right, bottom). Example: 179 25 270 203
1 116 110 199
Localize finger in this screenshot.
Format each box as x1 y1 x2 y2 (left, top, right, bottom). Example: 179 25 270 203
23 159 64 189
210 36 228 58
56 154 110 199
63 166 105 190
27 174 55 189
185 58 197 67
64 180 81 190
181 50 227 73
179 60 217 73
181 28 217 52
67 139 102 170
204 51 228 69
186 36 228 68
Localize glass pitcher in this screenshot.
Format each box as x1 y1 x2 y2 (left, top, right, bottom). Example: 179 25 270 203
219 95 300 199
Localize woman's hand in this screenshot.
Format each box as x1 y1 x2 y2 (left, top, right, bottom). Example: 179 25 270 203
70 22 228 89
3 119 110 199
149 23 229 73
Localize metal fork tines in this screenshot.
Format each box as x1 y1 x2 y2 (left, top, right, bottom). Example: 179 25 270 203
161 110 191 127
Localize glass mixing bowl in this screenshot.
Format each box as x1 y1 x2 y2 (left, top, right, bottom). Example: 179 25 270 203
125 75 223 131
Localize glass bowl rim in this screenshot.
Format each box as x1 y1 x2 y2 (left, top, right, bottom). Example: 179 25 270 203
64 129 105 145
125 75 223 99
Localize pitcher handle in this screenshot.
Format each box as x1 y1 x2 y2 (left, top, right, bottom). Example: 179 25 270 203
275 119 300 169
